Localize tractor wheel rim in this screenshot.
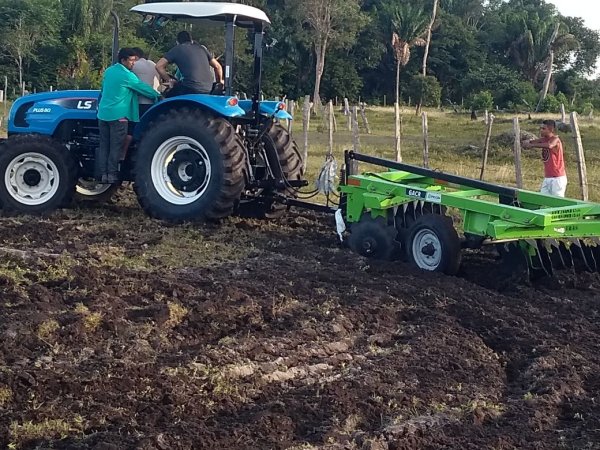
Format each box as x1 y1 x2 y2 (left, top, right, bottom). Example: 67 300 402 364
412 229 442 270
151 136 211 205
76 178 113 196
4 152 59 206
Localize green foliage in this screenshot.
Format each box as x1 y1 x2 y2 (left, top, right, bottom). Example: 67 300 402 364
408 75 442 107
0 0 598 109
555 92 569 108
537 93 561 113
469 90 493 111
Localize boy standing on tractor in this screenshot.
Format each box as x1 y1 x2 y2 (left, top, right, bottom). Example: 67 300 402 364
155 31 224 97
97 48 160 184
522 120 568 197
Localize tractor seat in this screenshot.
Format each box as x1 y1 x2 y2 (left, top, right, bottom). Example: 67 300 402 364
210 82 225 95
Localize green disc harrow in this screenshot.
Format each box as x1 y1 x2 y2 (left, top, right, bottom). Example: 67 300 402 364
338 151 600 279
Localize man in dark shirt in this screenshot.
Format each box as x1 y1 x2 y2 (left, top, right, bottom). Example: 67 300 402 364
156 31 223 97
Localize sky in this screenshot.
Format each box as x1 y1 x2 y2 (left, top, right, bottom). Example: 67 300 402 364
547 0 600 75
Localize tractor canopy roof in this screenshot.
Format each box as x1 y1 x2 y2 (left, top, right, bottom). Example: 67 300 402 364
130 2 270 28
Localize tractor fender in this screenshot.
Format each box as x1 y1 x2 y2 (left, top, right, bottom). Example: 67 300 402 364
134 96 245 140
237 100 293 120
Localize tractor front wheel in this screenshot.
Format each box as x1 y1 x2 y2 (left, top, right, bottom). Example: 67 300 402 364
405 214 461 275
0 135 77 213
133 108 246 222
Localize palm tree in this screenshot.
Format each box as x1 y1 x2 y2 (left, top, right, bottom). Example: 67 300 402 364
388 3 429 105
506 18 578 110
62 0 114 38
60 0 115 80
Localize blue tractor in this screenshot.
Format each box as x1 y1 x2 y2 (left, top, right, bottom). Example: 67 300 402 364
2 2 305 221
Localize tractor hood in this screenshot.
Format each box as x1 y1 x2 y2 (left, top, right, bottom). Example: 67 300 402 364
8 90 99 135
130 2 270 28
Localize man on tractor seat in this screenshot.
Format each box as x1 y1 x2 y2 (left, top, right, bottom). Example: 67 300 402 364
155 30 224 97
97 48 160 184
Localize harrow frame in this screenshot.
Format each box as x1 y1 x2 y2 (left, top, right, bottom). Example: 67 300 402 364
338 151 600 276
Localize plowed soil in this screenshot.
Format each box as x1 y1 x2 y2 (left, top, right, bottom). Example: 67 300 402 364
1 193 599 449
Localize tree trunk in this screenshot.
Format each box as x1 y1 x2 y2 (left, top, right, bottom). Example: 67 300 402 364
313 40 327 115
535 22 560 112
536 50 555 112
422 0 439 76
395 60 401 105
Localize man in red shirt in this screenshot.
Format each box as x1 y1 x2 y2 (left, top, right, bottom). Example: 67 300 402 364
522 120 567 197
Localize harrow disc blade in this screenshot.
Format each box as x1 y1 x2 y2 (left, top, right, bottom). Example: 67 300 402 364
570 239 596 273
579 241 598 272
497 242 530 284
546 239 571 270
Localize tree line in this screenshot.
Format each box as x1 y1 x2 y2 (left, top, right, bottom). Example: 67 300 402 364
1 0 600 114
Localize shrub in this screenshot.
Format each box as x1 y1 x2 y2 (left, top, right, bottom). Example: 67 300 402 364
469 90 494 111
407 75 442 108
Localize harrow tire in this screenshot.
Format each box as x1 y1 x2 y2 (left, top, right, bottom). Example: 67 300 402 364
0 135 77 214
348 214 400 261
133 108 246 222
237 123 304 219
405 214 461 275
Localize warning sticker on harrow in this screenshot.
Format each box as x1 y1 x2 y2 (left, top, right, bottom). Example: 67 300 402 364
406 189 442 204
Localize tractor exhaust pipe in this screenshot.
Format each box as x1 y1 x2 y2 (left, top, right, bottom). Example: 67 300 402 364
111 11 120 64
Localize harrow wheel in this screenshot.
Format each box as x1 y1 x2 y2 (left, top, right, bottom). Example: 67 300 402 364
405 214 461 275
348 214 400 261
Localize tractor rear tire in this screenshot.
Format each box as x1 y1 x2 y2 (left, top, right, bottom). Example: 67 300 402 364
405 214 461 275
133 108 246 222
237 123 304 219
0 135 77 214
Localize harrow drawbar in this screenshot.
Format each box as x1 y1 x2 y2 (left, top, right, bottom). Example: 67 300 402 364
337 151 600 283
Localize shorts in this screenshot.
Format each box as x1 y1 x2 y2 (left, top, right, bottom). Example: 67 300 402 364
540 176 567 197
127 121 137 136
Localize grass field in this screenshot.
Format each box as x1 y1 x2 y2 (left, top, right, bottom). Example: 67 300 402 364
299 105 600 203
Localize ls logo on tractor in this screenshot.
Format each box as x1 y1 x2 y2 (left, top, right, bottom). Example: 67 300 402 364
77 100 94 110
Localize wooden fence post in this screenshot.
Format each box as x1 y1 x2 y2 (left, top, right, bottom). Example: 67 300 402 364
560 103 566 123
570 112 589 200
360 102 371 134
513 117 523 188
344 98 351 131
302 96 311 172
351 106 360 174
395 103 401 162
422 112 429 168
328 100 334 156
479 114 495 180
